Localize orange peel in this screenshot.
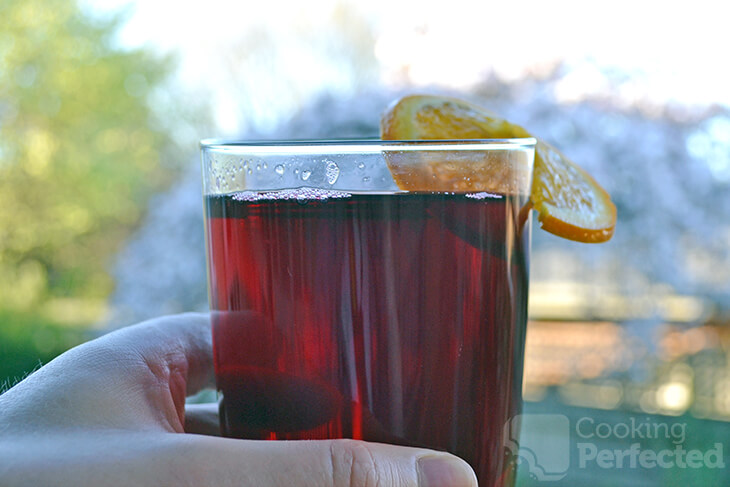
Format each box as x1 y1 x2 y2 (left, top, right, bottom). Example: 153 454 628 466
380 94 616 243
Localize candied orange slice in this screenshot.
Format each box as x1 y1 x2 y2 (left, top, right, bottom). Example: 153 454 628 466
380 94 616 243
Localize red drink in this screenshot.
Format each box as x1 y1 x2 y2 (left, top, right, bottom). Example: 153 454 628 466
205 189 530 486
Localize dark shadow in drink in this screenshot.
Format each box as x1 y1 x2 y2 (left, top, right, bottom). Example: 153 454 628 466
214 310 423 447
220 392 423 448
219 367 343 433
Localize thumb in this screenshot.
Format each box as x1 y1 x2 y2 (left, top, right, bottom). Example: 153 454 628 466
180 436 478 487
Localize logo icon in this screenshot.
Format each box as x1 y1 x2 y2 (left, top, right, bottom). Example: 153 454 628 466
504 414 570 481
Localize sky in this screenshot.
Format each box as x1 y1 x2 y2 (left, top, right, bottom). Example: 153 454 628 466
84 0 730 134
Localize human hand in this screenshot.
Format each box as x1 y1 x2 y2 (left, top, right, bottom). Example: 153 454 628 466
0 313 477 486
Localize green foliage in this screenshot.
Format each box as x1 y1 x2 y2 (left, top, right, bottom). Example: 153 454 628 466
0 0 183 318
0 309 86 391
0 0 204 385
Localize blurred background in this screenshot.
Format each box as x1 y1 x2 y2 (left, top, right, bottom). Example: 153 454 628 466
2 0 729 484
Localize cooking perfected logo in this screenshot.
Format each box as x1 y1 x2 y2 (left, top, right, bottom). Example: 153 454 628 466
505 414 726 482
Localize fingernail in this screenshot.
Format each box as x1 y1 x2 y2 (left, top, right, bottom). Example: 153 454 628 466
417 455 477 487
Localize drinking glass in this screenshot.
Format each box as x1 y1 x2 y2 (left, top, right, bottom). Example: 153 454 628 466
201 139 535 486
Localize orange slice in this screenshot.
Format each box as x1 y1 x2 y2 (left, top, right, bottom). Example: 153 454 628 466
380 94 616 243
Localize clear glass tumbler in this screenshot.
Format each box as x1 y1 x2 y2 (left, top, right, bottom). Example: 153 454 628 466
201 139 535 486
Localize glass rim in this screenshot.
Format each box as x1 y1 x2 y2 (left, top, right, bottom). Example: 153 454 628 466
200 137 537 153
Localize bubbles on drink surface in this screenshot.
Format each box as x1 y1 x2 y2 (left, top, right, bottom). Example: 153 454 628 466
231 188 352 202
466 192 503 200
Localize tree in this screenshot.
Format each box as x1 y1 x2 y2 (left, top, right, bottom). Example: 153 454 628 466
0 0 197 381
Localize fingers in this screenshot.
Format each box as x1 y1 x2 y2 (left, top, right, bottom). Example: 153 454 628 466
0 313 215 433
107 312 215 396
1 431 476 487
99 313 215 432
175 435 478 487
